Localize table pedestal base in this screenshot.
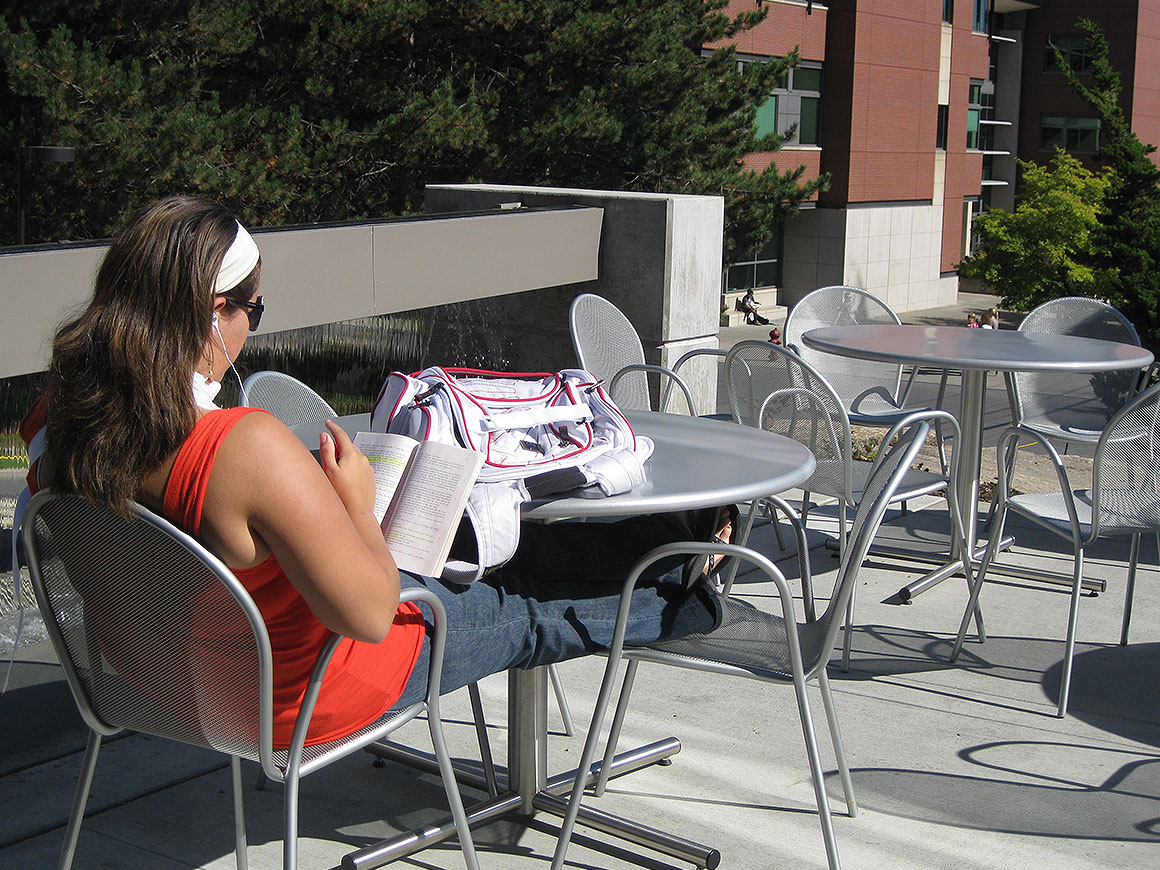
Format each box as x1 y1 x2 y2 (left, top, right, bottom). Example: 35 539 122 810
347 737 719 869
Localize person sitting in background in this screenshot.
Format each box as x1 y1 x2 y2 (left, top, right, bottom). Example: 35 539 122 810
966 312 981 328
741 288 770 325
980 307 1000 329
22 194 730 748
768 326 781 345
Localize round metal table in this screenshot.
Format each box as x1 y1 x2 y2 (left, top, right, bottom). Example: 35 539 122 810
803 324 1154 596
294 409 816 869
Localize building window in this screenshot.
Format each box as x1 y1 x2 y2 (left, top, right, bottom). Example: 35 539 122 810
755 95 778 138
943 0 954 24
1040 115 1100 152
967 80 983 150
972 0 987 33
725 236 783 293
1045 35 1093 73
936 104 949 150
742 56 823 147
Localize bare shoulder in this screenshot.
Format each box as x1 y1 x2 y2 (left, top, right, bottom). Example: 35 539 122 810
204 412 329 508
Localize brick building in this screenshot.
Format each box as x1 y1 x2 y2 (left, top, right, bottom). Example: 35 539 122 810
721 0 1160 313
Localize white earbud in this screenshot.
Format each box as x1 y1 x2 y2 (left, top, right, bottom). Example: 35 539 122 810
212 312 218 325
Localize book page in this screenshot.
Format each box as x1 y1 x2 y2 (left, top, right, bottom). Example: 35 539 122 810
382 439 484 576
352 431 420 523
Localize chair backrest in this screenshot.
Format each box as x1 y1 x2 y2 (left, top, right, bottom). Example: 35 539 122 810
725 339 851 502
816 416 935 651
569 293 652 411
1013 297 1142 438
241 371 338 426
1092 381 1160 535
21 491 273 760
783 285 904 411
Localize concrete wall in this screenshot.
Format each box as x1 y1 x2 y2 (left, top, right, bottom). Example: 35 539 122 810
781 202 955 312
0 206 603 380
425 185 726 414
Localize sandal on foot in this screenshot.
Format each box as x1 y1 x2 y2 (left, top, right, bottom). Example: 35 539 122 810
681 504 740 588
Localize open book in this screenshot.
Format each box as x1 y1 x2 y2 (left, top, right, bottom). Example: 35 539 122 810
353 431 484 577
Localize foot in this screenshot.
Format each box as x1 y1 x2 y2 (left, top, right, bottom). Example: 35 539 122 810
680 505 739 588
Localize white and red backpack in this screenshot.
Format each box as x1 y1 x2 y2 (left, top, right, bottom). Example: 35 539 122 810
372 367 653 582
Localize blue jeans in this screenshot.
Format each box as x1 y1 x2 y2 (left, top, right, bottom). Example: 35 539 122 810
393 514 721 707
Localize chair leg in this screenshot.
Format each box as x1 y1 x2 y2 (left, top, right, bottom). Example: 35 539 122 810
789 666 842 870
1056 546 1086 718
950 503 1006 661
840 583 856 673
551 655 637 870
466 682 498 797
593 658 640 797
282 771 300 870
1120 533 1142 646
548 663 576 738
231 756 249 870
817 669 857 818
58 730 102 870
426 699 482 870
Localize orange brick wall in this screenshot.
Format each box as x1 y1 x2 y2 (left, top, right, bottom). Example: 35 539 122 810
708 1 828 59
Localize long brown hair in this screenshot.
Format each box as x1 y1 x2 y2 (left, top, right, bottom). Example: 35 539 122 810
45 195 259 510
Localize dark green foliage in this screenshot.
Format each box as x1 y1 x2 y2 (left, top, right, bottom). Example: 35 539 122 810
1 1 824 256
1053 19 1160 351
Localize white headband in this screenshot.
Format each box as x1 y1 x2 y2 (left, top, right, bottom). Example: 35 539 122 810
214 221 260 294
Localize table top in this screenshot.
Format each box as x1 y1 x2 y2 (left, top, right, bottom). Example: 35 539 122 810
292 410 815 520
803 324 1154 373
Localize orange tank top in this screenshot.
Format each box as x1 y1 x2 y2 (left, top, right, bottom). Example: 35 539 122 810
163 407 426 747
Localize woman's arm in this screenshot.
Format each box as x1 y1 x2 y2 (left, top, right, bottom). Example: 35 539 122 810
201 412 402 643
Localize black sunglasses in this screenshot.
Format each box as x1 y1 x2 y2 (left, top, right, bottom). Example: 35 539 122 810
219 294 264 332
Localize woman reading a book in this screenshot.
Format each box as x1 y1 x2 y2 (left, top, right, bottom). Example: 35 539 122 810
23 195 728 747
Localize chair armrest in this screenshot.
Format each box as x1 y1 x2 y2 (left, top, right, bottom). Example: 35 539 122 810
746 494 816 622
610 364 697 414
271 586 451 782
664 349 729 414
993 425 1080 534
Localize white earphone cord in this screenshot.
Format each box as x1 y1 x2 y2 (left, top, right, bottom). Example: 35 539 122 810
213 320 248 405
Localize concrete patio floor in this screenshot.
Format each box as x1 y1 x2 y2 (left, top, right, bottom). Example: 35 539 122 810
2 292 1157 868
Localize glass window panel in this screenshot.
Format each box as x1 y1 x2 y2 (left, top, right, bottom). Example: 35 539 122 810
799 97 820 145
755 95 778 138
967 109 980 149
794 67 822 92
937 104 949 150
973 0 987 32
726 263 754 292
754 260 780 288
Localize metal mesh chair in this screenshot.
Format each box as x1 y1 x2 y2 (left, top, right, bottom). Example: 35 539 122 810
550 417 971 870
240 371 339 425
21 491 479 870
726 340 968 669
952 382 1160 718
239 369 510 769
569 293 710 414
1009 296 1144 445
783 286 915 426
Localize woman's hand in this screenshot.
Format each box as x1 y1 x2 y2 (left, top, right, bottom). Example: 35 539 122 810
319 419 378 519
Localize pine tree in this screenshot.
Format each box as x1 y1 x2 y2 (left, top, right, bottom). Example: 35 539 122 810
1054 19 1160 350
0 1 824 255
